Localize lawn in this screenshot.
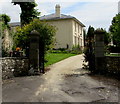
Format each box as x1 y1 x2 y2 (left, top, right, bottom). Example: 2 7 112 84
45 53 76 67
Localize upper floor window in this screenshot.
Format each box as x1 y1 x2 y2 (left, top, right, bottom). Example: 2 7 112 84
78 25 79 33
75 22 76 32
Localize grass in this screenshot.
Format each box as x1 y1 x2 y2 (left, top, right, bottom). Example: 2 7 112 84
45 53 76 67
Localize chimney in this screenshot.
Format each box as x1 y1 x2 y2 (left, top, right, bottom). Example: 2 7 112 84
55 4 60 17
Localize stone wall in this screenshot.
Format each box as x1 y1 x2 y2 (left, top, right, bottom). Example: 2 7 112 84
1 57 29 79
106 56 120 75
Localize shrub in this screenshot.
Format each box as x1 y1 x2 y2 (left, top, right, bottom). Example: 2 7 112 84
107 46 120 53
83 26 95 73
13 19 56 54
71 45 82 54
2 48 9 57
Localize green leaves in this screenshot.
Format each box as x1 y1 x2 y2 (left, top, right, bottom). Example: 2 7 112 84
109 14 120 47
13 19 56 52
0 14 11 26
87 26 94 39
0 14 11 37
13 2 40 26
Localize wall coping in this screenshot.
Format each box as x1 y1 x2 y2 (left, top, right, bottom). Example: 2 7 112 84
105 56 120 58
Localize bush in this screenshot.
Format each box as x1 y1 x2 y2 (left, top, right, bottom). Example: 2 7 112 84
84 45 95 73
83 26 95 73
58 48 66 52
71 45 82 54
2 48 9 57
107 46 120 53
13 19 56 54
48 48 69 53
48 45 82 55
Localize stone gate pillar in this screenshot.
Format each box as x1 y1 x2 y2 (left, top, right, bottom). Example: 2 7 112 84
29 30 40 73
94 29 105 74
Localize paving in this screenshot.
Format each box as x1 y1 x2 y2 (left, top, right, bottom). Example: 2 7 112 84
2 54 120 102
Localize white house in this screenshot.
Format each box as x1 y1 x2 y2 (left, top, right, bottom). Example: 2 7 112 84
40 5 85 49
9 5 85 50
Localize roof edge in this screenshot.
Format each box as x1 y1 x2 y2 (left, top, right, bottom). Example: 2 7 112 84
40 17 85 27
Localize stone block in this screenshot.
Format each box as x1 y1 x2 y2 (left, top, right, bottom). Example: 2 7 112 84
95 42 104 47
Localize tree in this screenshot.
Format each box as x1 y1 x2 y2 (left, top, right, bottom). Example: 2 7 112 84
84 26 95 73
0 14 11 56
104 30 110 46
99 28 110 46
86 26 94 40
0 14 11 26
109 14 120 47
13 1 40 26
13 19 56 53
0 14 11 37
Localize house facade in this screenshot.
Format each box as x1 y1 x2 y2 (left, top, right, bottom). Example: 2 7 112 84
40 5 85 49
9 5 85 50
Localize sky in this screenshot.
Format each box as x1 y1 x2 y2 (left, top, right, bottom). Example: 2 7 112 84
0 0 119 31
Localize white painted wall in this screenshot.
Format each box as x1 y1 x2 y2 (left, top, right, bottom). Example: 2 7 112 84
46 19 84 49
72 20 84 48
47 19 73 49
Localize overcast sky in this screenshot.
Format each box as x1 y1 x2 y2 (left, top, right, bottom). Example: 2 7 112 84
0 0 119 31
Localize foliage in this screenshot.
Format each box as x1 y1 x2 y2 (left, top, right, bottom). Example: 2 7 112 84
49 45 82 54
84 26 94 61
107 46 120 53
2 46 9 57
0 14 12 57
13 19 56 54
101 29 111 46
86 26 94 39
104 31 110 46
109 14 120 47
0 22 6 37
13 2 40 26
0 14 11 26
0 14 11 37
84 26 95 73
49 48 68 53
71 45 82 54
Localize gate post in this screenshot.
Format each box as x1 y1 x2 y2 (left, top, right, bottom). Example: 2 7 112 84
29 30 40 73
94 29 105 74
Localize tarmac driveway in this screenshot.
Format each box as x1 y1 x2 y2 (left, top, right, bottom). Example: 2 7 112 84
2 54 120 102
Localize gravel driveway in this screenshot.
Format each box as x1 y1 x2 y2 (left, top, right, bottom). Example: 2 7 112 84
2 54 120 102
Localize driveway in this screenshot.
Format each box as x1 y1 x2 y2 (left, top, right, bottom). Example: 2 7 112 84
2 54 119 102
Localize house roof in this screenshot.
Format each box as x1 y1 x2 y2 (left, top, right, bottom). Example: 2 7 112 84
9 14 85 27
40 13 85 27
40 13 73 20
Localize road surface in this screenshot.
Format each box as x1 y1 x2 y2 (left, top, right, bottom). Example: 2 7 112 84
2 54 120 102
